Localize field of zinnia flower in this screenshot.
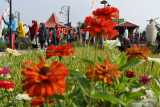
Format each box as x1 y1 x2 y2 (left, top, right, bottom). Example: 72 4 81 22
1 6 160 107
0 44 160 107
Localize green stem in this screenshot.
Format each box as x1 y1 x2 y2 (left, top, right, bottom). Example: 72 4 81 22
106 47 111 63
102 79 105 92
59 57 62 62
88 37 99 107
102 79 105 107
46 96 49 107
151 62 154 73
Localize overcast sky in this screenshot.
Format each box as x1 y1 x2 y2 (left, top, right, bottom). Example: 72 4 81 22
0 0 160 31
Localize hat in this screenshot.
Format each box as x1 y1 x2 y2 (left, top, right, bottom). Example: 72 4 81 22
8 14 17 19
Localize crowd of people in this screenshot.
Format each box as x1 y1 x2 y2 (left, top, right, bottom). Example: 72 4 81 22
1 14 160 54
0 14 87 50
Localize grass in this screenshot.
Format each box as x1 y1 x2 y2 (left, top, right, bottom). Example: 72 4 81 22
0 43 160 106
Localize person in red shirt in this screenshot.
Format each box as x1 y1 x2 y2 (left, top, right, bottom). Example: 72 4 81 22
29 20 38 49
56 28 60 45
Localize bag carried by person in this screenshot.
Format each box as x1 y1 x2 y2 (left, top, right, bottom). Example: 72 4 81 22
31 37 36 45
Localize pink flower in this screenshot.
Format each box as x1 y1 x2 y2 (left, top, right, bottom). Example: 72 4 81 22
139 75 152 85
0 67 10 76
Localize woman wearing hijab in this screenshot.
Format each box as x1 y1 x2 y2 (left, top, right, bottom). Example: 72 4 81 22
38 23 48 49
17 22 30 50
29 20 38 49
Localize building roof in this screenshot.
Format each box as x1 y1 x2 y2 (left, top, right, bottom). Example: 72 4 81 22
45 13 66 28
116 21 139 28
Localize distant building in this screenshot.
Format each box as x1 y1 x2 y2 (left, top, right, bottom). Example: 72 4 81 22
113 19 139 43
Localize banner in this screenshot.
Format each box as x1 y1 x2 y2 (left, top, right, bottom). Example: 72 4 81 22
0 5 10 37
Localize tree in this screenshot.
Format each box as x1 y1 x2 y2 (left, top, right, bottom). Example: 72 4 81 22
2 28 7 37
80 23 87 29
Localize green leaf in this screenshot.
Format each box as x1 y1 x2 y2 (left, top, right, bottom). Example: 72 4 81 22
4 62 12 67
0 90 19 101
75 77 90 95
154 78 160 88
54 98 63 107
82 59 94 66
69 69 81 77
97 56 105 63
91 92 126 106
69 88 81 98
128 92 145 98
54 94 65 100
119 58 145 71
115 83 126 93
116 52 127 67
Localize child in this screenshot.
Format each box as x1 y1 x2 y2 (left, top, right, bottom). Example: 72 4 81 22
17 22 30 50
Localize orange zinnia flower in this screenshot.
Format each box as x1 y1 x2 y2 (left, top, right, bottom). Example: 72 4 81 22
22 56 69 97
84 16 117 39
46 44 75 59
93 6 119 20
125 44 151 61
31 97 54 107
86 59 121 85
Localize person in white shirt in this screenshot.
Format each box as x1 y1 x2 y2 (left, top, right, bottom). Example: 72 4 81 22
123 27 128 39
60 31 64 44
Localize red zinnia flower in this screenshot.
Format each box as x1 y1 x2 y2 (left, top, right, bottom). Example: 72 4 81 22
31 97 54 107
125 44 151 62
84 16 117 39
22 56 69 97
0 80 14 90
86 59 121 85
46 44 75 59
93 6 119 20
125 71 135 78
139 75 152 85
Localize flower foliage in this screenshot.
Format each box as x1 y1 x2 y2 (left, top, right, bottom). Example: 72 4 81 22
125 44 151 62
84 6 119 39
22 56 69 97
93 6 119 20
0 79 14 90
0 67 10 76
31 97 53 107
46 44 75 59
86 59 121 85
139 75 152 85
125 71 135 78
15 94 32 100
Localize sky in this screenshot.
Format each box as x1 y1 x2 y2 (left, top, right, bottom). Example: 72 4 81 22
0 0 160 31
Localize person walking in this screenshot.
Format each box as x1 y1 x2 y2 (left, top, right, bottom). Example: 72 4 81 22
60 31 64 44
17 22 30 50
52 27 57 46
56 28 60 45
29 20 38 49
3 14 16 50
38 23 48 49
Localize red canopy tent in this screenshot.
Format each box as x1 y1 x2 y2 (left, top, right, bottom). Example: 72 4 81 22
45 13 66 28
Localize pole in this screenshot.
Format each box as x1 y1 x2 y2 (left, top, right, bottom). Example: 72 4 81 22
68 6 70 27
9 0 12 48
118 14 119 38
18 12 20 24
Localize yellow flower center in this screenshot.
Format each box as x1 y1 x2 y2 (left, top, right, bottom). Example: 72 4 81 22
0 68 3 73
43 64 50 67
